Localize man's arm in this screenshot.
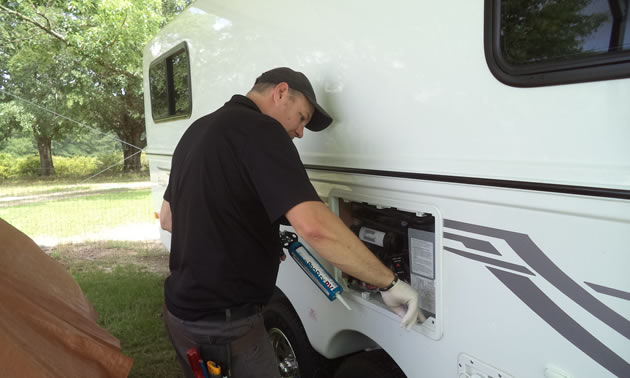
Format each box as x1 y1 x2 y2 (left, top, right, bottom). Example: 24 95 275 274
286 201 394 288
285 201 424 328
160 200 172 232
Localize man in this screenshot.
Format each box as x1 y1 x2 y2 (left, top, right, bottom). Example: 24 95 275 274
160 67 422 378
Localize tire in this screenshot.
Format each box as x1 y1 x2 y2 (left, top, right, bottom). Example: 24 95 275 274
263 290 333 378
333 350 406 378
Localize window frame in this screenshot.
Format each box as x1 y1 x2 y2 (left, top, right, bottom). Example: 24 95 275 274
484 0 630 87
149 42 193 122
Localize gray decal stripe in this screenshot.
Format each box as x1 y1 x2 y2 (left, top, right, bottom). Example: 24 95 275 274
445 219 630 340
444 247 534 275
443 232 501 255
488 267 630 378
585 282 630 301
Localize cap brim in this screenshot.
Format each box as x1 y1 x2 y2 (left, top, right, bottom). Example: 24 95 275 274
304 94 333 131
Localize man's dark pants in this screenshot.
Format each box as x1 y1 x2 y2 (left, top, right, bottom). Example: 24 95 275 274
162 304 281 378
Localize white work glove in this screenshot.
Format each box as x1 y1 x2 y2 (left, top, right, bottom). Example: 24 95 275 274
381 279 426 329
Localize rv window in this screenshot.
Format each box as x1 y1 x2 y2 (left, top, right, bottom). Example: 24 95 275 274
149 43 192 121
485 0 630 87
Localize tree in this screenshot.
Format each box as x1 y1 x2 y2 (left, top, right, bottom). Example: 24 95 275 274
0 103 30 151
0 0 189 174
0 1 22 150
500 0 609 64
0 2 80 175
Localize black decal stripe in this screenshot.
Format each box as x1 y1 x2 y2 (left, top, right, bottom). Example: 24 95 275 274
489 267 630 378
444 232 501 255
446 219 630 340
444 247 534 275
586 282 630 301
303 165 630 200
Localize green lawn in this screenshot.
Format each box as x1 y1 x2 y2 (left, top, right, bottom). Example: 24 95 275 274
0 174 149 197
0 189 153 238
71 264 182 378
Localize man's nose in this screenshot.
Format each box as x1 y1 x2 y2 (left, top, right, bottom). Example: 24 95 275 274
295 125 304 138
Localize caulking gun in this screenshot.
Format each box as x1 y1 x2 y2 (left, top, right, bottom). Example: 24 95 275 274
280 231 351 311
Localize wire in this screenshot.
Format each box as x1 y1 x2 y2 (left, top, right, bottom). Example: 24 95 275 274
0 87 148 181
0 88 144 152
79 149 143 183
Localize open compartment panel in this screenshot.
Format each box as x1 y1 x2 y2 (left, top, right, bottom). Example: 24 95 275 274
336 198 440 335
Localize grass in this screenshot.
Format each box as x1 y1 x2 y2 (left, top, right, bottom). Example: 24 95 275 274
51 241 178 377
0 189 153 238
0 173 149 197
70 264 182 378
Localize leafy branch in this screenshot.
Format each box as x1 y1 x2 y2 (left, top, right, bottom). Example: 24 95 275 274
0 3 138 80
0 4 68 45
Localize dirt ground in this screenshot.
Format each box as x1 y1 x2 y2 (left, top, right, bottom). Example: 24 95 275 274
48 239 170 275
35 222 161 247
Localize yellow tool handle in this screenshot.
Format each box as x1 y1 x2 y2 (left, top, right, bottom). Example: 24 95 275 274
206 360 221 376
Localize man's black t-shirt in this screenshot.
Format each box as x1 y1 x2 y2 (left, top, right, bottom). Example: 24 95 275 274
163 95 320 320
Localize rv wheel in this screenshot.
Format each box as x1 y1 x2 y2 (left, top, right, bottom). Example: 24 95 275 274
333 350 406 378
263 291 332 378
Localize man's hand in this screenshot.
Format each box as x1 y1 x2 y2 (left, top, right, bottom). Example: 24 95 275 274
160 200 172 232
380 280 426 329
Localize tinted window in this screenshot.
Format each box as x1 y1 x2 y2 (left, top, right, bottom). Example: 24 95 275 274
172 52 191 115
149 60 169 120
502 0 628 65
485 0 630 86
149 44 192 121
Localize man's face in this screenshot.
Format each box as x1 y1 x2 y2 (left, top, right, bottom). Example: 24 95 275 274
275 90 314 139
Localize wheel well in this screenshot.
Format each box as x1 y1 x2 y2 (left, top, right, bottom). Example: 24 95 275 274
264 287 337 377
270 287 382 358
267 287 405 377
325 329 379 357
270 286 291 304
333 349 407 378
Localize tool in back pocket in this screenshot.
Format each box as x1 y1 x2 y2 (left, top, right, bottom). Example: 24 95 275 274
200 343 232 378
187 344 232 378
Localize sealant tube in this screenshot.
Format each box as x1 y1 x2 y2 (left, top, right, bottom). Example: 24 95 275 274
288 241 351 311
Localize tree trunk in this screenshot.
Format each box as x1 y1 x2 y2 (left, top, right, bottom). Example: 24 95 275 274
122 138 142 172
116 94 147 172
36 135 54 176
118 116 145 173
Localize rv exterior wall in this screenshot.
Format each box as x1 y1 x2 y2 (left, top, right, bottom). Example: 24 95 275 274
144 0 630 192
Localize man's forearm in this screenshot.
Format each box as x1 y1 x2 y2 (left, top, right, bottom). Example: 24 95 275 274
286 201 395 288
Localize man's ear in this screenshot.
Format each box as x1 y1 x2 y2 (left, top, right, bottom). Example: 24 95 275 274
272 82 290 104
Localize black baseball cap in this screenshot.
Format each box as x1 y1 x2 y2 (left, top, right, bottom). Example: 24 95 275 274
255 67 333 132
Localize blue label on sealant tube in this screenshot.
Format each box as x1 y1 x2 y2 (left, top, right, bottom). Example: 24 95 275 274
289 242 343 301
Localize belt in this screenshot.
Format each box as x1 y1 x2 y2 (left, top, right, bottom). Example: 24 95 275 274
201 303 262 322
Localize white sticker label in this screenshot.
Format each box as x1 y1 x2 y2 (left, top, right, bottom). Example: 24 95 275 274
359 227 385 247
410 237 434 279
411 274 436 313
